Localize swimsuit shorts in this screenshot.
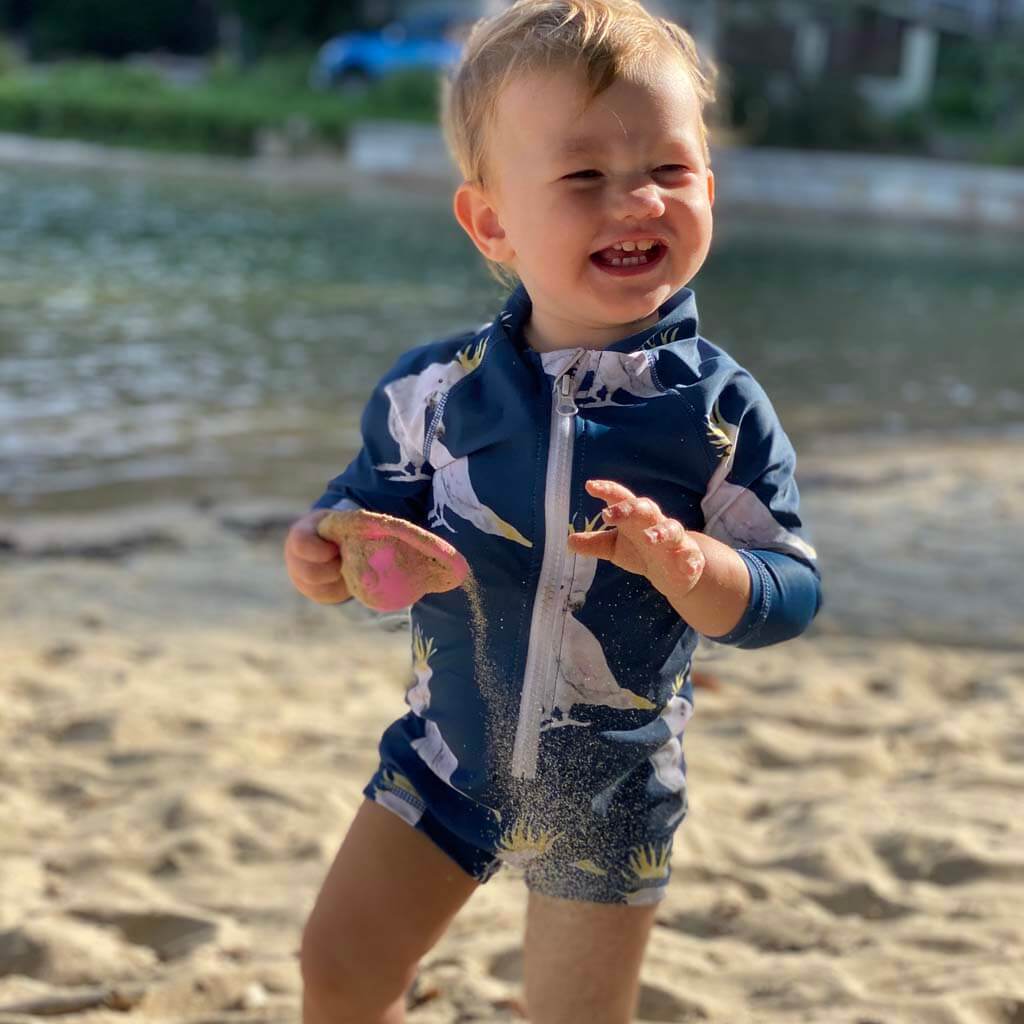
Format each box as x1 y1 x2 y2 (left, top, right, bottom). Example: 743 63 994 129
363 712 689 905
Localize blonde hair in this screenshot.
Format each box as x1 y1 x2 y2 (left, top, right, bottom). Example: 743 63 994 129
441 0 717 284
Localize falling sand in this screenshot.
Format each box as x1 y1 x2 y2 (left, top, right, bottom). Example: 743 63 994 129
318 511 513 791
321 510 556 845
462 564 590 882
460 570 514 797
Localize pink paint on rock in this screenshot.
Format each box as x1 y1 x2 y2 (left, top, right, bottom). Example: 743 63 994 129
361 545 420 612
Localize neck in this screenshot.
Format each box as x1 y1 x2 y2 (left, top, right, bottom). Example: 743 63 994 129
523 306 661 353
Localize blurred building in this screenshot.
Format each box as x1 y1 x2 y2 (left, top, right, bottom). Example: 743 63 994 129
362 0 500 24
670 0 1024 115
377 0 1024 116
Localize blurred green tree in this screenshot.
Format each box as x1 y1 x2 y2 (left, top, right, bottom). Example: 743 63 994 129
2 0 369 58
225 0 365 47
25 0 219 57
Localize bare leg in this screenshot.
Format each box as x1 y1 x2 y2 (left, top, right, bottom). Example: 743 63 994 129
522 891 658 1024
300 799 479 1024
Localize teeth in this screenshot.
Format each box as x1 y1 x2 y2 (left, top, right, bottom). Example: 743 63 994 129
610 239 656 252
620 241 636 252
608 253 649 267
637 240 654 251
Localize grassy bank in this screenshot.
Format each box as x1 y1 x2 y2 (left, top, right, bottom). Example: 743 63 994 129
1 48 1021 167
0 55 439 157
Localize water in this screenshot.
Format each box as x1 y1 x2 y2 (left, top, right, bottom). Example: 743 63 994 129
3 163 1023 516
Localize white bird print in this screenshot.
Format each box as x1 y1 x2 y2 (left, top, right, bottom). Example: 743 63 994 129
429 440 531 547
649 693 694 795
405 625 462 788
411 720 460 787
375 341 489 482
701 400 818 563
547 615 657 718
542 520 655 728
573 350 664 407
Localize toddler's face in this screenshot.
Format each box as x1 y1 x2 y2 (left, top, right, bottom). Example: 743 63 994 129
457 57 714 350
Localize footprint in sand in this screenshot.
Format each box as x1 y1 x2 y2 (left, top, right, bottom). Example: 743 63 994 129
805 881 914 921
51 716 114 744
659 902 739 941
0 918 157 984
662 901 835 955
69 909 219 961
998 731 1024 764
316 509 469 612
228 780 304 808
900 932 990 955
487 951 708 1022
965 997 1024 1024
635 983 709 1022
12 676 59 700
44 781 97 810
39 642 80 667
872 832 1023 886
750 832 891 886
0 927 47 978
150 835 228 877
489 948 522 983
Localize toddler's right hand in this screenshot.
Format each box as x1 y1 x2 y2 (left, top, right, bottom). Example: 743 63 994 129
284 509 351 604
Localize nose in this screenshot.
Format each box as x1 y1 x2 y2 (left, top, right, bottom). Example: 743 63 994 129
612 177 665 220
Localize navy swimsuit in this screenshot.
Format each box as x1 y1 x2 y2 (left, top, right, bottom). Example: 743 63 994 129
314 283 822 903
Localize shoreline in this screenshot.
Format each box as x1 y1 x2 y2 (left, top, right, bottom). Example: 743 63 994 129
3 430 1022 652
4 127 1024 229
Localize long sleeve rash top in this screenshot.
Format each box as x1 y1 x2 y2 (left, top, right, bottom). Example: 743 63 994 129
314 283 822 799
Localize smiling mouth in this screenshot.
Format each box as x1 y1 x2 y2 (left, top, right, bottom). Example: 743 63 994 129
590 242 667 275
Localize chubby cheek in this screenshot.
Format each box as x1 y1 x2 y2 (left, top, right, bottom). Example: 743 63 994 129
671 198 713 271
509 199 591 278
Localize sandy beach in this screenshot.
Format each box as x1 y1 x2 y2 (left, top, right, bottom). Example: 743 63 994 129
2 432 1023 1024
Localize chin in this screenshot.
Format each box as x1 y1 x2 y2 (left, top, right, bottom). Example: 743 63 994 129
596 286 671 320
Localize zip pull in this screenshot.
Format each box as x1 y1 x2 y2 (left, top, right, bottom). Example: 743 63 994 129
555 373 578 416
553 353 585 417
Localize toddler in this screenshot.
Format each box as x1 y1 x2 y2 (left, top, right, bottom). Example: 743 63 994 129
286 1 822 1021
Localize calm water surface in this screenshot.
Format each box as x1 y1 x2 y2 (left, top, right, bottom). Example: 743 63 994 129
3 164 1023 516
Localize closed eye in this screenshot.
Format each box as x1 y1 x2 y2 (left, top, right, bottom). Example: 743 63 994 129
565 164 692 181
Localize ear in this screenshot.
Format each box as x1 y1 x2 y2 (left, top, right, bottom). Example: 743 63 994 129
453 181 515 263
706 168 715 208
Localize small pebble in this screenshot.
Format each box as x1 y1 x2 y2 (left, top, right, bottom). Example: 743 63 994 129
236 983 268 1010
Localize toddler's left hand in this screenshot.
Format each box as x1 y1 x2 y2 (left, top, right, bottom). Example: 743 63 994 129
566 479 706 598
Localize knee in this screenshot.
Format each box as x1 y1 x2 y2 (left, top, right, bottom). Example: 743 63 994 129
300 915 415 1024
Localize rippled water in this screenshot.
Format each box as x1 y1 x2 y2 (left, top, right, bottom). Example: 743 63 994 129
3 163 1023 515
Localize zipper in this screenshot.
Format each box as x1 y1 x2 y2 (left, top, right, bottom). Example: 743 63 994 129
511 351 585 780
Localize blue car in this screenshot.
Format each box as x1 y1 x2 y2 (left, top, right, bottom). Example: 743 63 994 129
310 11 467 90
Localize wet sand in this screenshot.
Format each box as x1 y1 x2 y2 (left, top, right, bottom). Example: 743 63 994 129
1 433 1022 1023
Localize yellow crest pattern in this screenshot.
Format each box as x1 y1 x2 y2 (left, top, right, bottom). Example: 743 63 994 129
496 518 532 546
572 858 608 876
643 325 681 350
672 671 687 697
627 842 672 882
567 511 610 536
380 768 419 800
412 625 436 672
456 337 488 374
497 820 560 859
705 400 734 460
629 691 658 711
